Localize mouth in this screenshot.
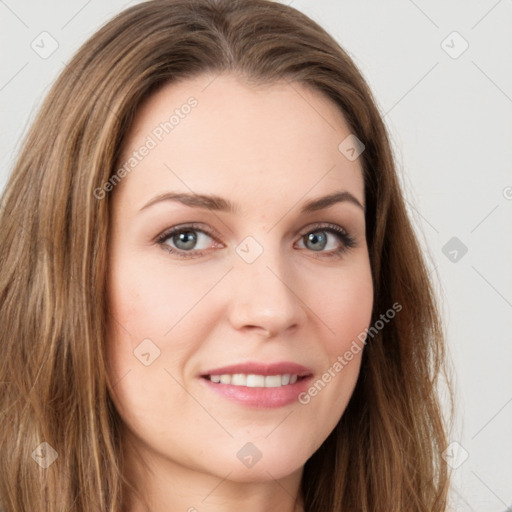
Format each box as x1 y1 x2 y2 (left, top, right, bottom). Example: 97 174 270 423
199 372 314 408
198 361 314 408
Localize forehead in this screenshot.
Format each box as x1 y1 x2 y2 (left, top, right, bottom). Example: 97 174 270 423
115 73 365 212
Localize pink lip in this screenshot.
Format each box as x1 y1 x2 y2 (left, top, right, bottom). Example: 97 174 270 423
199 374 314 409
198 361 314 409
199 361 313 377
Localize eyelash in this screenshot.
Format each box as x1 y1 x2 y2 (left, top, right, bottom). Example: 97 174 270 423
155 222 356 260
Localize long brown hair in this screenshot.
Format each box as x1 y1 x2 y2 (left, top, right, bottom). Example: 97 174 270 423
0 0 454 510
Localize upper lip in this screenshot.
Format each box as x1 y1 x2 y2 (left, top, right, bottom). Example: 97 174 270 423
200 361 313 377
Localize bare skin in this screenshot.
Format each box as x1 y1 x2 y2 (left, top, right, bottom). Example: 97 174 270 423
106 73 373 512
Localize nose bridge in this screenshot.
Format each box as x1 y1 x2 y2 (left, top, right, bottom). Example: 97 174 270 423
234 234 287 287
228 234 304 336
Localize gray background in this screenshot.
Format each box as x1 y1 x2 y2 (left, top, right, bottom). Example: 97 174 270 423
1 0 511 510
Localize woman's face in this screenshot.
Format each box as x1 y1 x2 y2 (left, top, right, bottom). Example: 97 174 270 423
107 73 373 485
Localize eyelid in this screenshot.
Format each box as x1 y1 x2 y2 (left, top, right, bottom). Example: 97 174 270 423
298 222 348 238
155 222 223 245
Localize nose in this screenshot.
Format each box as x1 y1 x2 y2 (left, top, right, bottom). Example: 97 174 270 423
227 242 307 338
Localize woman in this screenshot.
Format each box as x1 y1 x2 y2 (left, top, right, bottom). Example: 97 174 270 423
0 0 454 511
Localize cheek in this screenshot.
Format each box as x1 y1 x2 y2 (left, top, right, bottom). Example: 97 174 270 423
105 257 198 431
107 251 212 339
105 251 223 400
295 259 372 431
312 258 374 349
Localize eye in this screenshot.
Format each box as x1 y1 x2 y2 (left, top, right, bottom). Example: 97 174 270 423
155 222 356 259
156 223 220 258
296 223 356 258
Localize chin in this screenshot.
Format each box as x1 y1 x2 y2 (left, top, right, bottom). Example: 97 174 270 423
207 452 306 483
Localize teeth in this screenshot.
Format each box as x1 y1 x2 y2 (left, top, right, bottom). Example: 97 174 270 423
246 374 263 387
231 374 247 386
207 373 301 388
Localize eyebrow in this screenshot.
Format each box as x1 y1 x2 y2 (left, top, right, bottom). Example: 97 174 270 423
139 190 365 214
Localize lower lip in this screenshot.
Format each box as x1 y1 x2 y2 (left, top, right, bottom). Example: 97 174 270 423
199 375 313 408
